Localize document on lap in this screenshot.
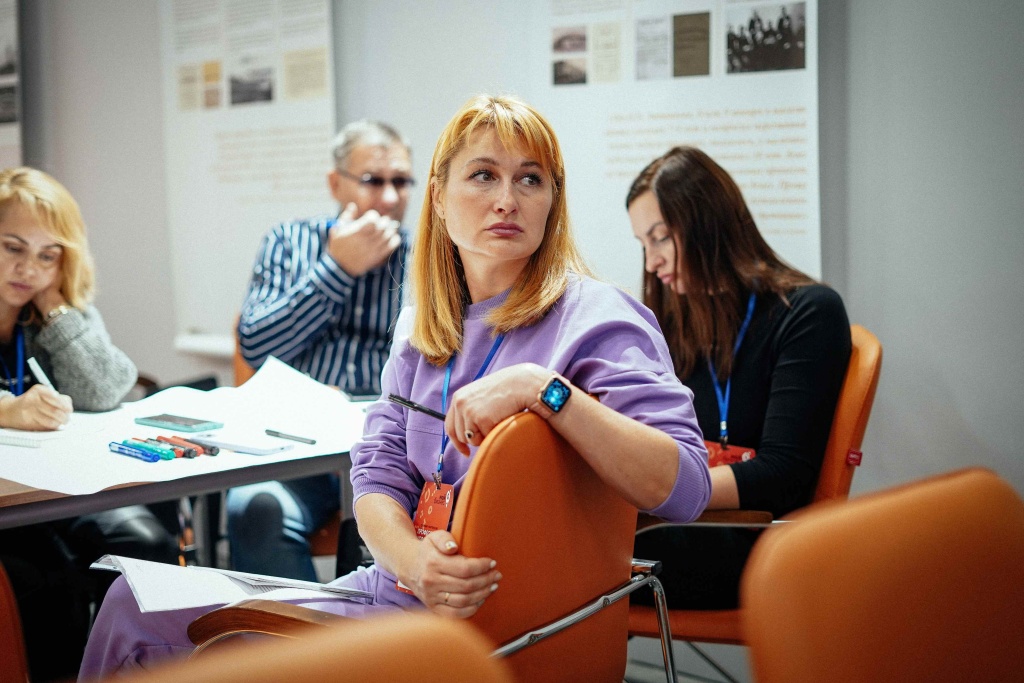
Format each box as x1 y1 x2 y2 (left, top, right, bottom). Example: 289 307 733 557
91 555 372 612
0 357 368 495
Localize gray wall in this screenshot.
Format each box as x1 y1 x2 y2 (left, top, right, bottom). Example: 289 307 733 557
20 0 1024 502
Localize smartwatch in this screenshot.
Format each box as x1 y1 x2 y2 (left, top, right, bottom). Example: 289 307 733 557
530 373 571 420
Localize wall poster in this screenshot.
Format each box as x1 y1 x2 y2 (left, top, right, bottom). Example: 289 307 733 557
160 0 336 349
0 0 20 168
530 0 820 291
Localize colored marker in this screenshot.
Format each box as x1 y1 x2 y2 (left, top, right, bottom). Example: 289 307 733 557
109 441 160 463
146 438 192 458
126 439 175 460
166 435 218 455
156 436 198 458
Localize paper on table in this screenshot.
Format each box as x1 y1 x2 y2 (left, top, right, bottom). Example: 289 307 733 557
0 419 102 446
91 555 371 612
0 357 369 495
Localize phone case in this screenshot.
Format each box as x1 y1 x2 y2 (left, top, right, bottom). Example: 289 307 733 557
133 416 225 432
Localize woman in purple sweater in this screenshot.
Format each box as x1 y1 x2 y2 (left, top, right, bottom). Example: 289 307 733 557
79 95 710 679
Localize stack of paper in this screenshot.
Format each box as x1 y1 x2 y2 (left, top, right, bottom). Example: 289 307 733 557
91 555 372 612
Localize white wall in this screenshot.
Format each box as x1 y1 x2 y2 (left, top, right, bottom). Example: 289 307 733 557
21 0 1024 497
836 0 1024 496
21 0 232 388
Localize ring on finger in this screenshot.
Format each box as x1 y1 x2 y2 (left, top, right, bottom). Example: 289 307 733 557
443 591 451 605
465 430 474 441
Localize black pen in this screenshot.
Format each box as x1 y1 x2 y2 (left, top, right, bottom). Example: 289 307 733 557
264 429 317 445
387 393 446 421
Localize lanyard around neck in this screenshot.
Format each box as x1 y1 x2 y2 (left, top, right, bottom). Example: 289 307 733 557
0 327 25 396
707 292 756 448
435 333 505 487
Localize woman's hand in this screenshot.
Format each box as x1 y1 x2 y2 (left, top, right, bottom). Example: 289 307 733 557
0 384 73 430
32 277 68 321
445 363 550 455
402 530 501 618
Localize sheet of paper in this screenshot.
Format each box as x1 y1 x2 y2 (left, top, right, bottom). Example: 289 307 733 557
93 555 370 612
0 357 371 495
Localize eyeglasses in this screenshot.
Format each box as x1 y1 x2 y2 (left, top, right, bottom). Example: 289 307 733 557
1 241 62 271
337 169 415 191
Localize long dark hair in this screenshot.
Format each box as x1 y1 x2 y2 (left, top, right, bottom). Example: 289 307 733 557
626 146 813 378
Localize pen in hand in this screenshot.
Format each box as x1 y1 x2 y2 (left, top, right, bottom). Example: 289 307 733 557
27 357 55 390
387 393 446 421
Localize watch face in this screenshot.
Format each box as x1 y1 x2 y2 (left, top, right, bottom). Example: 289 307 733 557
541 377 571 413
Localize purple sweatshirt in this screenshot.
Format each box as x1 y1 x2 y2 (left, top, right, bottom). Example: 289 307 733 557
349 276 710 598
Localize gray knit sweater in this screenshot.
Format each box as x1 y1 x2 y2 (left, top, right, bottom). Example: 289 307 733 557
1 306 137 412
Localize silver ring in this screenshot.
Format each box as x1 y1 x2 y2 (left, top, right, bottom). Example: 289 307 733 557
443 591 451 605
465 430 474 441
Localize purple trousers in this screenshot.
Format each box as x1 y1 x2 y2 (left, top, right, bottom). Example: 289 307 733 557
78 565 421 680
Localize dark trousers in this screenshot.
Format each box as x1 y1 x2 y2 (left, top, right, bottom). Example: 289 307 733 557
631 526 761 610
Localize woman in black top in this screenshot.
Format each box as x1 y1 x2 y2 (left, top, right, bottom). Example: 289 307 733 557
627 146 851 608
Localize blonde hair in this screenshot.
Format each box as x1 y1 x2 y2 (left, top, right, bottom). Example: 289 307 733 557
411 95 590 365
0 167 95 313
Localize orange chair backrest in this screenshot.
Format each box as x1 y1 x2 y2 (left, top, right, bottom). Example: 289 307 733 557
812 324 882 504
146 612 512 683
0 563 29 683
234 316 256 387
742 468 1024 683
452 412 638 683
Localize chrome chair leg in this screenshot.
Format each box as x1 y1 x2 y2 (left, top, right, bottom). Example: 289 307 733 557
648 575 679 683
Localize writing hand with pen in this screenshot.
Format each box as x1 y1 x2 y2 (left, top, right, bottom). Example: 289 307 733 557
0 358 72 431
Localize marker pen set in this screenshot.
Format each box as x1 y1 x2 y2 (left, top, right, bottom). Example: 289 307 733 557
107 435 220 463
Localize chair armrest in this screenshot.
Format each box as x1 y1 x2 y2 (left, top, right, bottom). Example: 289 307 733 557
187 599 345 648
637 509 775 533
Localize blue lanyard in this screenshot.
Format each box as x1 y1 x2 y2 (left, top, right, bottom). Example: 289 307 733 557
0 327 25 396
435 333 505 486
707 293 756 448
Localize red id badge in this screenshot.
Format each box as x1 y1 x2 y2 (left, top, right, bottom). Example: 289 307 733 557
413 482 455 539
397 482 455 595
705 440 757 468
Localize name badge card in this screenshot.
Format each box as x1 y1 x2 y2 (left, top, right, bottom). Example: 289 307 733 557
413 482 455 539
397 482 455 595
705 440 757 468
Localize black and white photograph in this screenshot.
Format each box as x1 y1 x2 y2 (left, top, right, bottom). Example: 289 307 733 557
552 25 586 53
553 57 587 85
229 57 275 105
727 3 806 73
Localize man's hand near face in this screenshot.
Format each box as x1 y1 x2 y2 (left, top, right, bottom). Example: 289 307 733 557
327 202 403 277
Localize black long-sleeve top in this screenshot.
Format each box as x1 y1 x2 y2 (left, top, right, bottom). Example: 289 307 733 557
680 284 852 518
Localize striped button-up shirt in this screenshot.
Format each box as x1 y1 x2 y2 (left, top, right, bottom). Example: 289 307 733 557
238 215 408 396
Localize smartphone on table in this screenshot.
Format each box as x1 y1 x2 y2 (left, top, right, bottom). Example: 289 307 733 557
134 414 224 432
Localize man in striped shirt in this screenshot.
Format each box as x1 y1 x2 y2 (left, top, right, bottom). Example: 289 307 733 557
227 120 413 580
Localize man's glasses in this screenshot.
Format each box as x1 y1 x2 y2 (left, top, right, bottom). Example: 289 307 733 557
337 169 415 191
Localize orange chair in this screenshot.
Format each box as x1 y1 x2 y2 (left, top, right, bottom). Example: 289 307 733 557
143 612 512 683
742 468 1024 683
630 325 882 681
189 411 651 682
0 563 29 683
